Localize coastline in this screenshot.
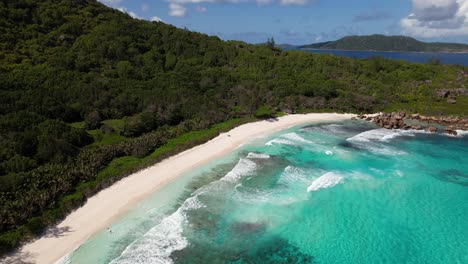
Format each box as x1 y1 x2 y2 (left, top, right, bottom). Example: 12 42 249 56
299 48 468 54
5 113 355 264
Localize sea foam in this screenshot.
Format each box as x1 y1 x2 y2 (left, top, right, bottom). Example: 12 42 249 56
347 128 398 143
266 132 313 146
246 152 271 159
455 130 468 136
348 128 431 143
346 129 410 155
110 155 259 264
282 132 313 144
279 166 309 183
307 172 344 192
265 138 295 146
222 158 257 183
109 197 204 264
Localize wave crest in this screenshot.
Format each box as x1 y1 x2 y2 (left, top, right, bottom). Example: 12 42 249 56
109 197 204 264
246 152 270 159
110 155 259 264
265 132 313 147
307 172 344 192
345 129 411 155
265 138 295 146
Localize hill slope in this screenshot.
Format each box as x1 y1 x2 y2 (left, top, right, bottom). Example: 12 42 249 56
300 35 468 52
1 0 467 255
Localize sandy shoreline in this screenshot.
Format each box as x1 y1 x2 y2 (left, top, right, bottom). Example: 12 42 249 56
5 113 354 264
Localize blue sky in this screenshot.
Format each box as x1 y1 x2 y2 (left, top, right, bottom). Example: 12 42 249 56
99 0 468 44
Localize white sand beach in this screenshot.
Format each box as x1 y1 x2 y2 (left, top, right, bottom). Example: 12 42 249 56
6 113 354 264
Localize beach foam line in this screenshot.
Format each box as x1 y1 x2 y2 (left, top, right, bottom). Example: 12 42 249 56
3 113 355 264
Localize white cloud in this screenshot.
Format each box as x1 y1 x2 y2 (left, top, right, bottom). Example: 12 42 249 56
117 7 142 19
101 0 315 18
257 0 275 5
280 0 308 5
168 0 311 4
195 6 208 12
401 0 468 37
169 3 187 17
151 16 163 22
141 3 150 12
166 0 313 16
98 0 122 7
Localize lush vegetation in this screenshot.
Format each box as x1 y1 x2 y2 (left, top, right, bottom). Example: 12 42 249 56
300 34 468 52
1 0 468 255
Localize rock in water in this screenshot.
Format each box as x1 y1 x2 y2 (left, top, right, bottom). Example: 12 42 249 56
426 126 437 133
444 129 458 136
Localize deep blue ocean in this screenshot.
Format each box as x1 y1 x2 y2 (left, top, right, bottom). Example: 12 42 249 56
301 49 468 66
61 120 468 264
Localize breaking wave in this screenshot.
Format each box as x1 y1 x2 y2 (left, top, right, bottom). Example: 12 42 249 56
246 152 271 159
266 132 313 147
345 129 413 155
279 166 310 184
307 172 344 192
455 130 468 137
109 197 204 264
221 158 257 183
282 133 313 144
265 138 295 146
110 155 259 264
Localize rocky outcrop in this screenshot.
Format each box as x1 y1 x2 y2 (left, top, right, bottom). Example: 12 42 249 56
436 90 450 98
410 125 423 130
435 88 468 98
359 112 407 130
444 129 458 136
356 112 468 133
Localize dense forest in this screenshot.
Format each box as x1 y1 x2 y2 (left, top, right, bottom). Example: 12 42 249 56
1 0 468 255
300 34 468 52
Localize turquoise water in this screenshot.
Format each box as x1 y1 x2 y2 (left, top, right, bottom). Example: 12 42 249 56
62 120 468 264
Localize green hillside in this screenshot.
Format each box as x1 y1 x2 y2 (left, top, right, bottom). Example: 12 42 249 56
300 35 468 52
1 0 467 255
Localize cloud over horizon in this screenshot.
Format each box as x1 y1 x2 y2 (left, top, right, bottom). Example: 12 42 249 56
95 0 468 44
401 0 468 38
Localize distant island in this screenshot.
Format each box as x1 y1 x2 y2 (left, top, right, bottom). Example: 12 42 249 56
298 35 468 53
